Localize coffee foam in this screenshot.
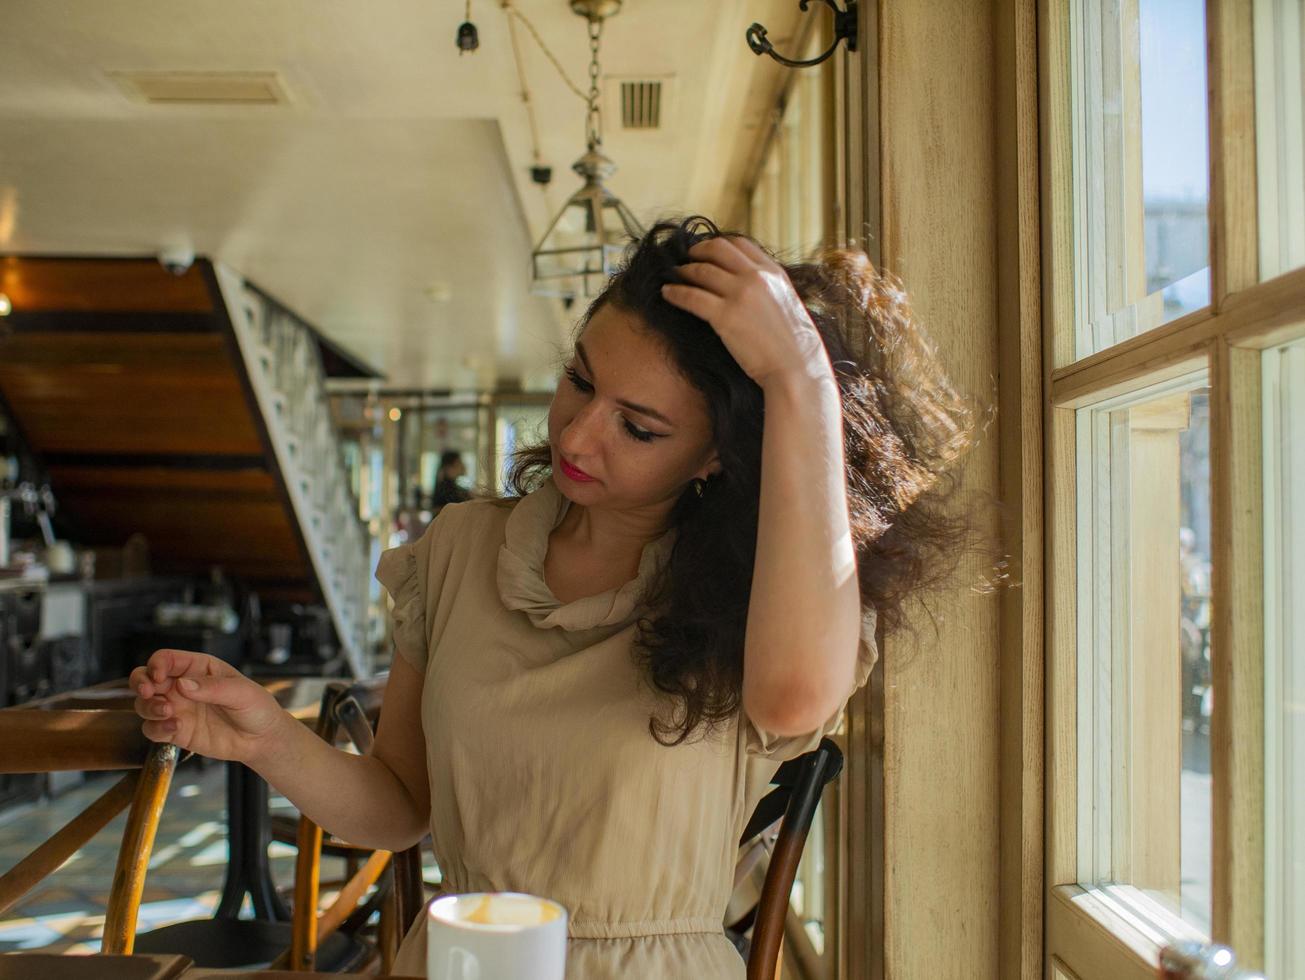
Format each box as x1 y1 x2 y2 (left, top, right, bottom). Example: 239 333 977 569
436 893 562 929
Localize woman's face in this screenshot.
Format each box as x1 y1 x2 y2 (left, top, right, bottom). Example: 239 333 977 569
548 303 720 515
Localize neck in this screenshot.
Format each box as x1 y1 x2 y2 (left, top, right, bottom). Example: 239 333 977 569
551 491 672 564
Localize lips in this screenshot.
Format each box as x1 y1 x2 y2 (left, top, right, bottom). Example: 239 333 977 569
558 457 596 483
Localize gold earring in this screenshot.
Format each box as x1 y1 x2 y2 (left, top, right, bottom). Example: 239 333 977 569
692 478 706 498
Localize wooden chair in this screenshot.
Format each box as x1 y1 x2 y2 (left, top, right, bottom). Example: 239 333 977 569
728 737 845 980
277 682 424 972
0 708 180 954
133 679 423 972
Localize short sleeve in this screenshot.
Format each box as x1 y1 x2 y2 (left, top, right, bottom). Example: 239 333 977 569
743 605 879 760
375 511 448 673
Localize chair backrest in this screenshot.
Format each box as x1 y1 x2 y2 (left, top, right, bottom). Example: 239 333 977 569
0 708 180 954
739 737 844 980
283 679 424 972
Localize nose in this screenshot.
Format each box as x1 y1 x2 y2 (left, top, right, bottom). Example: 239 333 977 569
556 400 606 459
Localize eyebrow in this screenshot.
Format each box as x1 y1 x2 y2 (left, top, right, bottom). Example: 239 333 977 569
575 342 675 428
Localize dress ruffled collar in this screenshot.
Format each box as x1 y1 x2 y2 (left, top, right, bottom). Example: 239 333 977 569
496 478 675 632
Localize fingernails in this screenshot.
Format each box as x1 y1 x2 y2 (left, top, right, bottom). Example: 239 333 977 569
178 678 198 692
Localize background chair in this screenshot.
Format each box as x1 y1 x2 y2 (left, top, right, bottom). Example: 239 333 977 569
0 709 180 955
278 684 424 972
727 737 844 980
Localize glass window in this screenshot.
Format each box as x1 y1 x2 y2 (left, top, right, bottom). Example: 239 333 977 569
748 63 828 261
1075 374 1212 934
1254 0 1305 280
1068 0 1211 362
1262 337 1305 978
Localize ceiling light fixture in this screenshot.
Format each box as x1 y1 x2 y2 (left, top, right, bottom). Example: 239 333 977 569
457 0 480 54
530 0 643 301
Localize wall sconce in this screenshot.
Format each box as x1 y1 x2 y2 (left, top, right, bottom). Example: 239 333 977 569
747 0 858 69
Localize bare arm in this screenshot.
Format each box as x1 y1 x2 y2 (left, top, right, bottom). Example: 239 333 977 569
659 234 863 737
742 368 862 736
247 655 430 851
132 649 429 852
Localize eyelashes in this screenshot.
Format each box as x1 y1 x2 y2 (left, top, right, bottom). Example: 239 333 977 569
563 367 661 443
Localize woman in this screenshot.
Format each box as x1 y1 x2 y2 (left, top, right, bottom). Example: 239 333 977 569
431 450 471 509
129 216 974 978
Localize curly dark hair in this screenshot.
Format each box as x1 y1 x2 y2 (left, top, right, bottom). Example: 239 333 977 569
507 215 978 745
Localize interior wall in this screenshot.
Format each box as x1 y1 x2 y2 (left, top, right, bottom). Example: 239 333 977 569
871 0 1023 976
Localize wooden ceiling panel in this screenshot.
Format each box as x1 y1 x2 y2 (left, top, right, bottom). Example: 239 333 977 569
0 257 213 314
47 465 276 496
0 331 263 455
0 259 316 596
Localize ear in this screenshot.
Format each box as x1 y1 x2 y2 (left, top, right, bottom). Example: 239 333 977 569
696 451 722 481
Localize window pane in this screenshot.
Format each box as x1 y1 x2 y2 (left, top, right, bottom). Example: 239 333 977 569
1075 375 1212 935
1068 0 1211 363
1263 337 1305 978
1254 0 1305 279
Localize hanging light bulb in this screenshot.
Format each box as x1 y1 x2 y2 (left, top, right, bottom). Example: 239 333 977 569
456 0 479 54
530 0 643 300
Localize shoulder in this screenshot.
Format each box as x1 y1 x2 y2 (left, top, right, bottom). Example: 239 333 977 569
423 495 519 551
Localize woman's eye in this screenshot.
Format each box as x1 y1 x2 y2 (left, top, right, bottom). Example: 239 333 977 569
564 367 593 393
565 366 662 443
622 420 656 443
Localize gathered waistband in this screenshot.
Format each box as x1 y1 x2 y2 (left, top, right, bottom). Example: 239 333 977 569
567 917 724 940
435 874 723 941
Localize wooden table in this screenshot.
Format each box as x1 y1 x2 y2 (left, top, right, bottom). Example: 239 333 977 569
0 954 422 979
187 972 421 979
0 953 193 979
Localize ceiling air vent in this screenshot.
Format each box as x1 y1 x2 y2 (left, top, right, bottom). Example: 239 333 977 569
619 80 664 130
109 71 291 106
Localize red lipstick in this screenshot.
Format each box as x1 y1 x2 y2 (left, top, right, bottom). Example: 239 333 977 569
558 457 597 483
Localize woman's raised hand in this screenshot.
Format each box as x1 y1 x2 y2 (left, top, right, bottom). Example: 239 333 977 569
659 235 831 392
129 649 286 765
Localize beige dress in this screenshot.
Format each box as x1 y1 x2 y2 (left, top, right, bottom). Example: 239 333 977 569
377 478 876 979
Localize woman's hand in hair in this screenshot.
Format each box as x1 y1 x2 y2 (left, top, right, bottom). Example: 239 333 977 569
660 235 831 391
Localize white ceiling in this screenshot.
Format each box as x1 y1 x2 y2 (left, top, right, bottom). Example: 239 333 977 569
0 0 801 389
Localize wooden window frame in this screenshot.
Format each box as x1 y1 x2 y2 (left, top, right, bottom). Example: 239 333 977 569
1043 0 1299 975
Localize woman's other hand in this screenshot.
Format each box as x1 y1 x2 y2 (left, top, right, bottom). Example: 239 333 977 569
129 649 285 765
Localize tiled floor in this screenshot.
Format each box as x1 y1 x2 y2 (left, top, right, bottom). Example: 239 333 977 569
0 759 334 954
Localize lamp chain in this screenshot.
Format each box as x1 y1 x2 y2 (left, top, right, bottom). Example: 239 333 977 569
585 17 604 149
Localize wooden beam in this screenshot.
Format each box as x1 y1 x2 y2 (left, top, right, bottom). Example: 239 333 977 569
1209 341 1265 965
103 743 178 954
0 710 152 773
1207 0 1260 307
877 0 1002 975
0 772 139 916
0 257 213 314
995 0 1045 974
1050 264 1305 406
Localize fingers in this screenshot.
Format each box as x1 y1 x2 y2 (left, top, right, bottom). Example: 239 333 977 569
723 234 776 268
141 719 179 744
134 695 173 721
687 236 755 273
129 665 153 699
660 283 724 323
675 262 733 297
172 674 250 710
144 649 223 693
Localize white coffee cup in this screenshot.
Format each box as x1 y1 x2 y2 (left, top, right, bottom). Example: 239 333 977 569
426 892 568 980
